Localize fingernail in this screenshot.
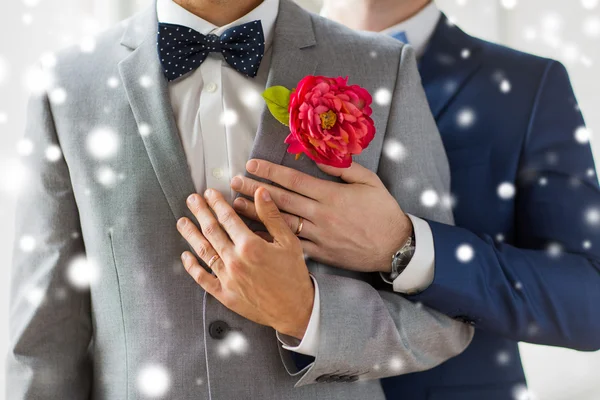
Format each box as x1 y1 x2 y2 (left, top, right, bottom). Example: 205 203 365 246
261 189 271 202
233 198 246 210
246 160 258 174
177 218 187 228
187 194 198 205
181 252 189 261
231 176 243 190
204 189 213 199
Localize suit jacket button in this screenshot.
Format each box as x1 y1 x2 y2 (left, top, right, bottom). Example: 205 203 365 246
208 320 230 340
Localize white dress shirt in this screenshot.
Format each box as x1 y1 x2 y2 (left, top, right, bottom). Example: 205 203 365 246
157 0 320 357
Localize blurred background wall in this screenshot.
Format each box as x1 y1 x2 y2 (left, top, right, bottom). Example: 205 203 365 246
1 0 599 399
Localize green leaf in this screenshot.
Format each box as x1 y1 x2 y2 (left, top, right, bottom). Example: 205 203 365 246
262 86 291 126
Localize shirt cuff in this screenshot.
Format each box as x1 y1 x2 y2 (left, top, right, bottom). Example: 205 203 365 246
389 214 435 294
276 275 320 357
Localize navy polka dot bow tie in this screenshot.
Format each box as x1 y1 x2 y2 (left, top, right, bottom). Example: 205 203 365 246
157 20 265 81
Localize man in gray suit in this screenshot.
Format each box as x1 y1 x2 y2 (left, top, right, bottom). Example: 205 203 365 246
7 0 473 398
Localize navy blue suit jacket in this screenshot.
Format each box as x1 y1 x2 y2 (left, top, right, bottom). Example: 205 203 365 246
382 15 600 400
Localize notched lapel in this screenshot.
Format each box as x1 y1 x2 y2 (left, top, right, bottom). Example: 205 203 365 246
118 8 196 223
246 0 319 182
419 14 483 119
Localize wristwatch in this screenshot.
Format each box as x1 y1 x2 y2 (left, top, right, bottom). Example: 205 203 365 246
381 231 416 283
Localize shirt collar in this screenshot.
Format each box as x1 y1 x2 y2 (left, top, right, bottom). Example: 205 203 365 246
381 2 441 59
156 0 280 51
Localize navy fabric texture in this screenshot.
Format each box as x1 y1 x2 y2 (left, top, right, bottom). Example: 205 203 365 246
383 14 600 400
157 20 265 81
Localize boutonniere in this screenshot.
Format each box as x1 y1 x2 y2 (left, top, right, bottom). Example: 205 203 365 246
262 76 376 168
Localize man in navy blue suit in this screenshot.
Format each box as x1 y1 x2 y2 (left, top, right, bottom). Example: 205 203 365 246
317 0 600 398
231 0 600 399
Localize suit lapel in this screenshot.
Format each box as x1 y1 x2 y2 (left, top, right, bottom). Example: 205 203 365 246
246 0 318 179
118 7 196 222
419 14 483 119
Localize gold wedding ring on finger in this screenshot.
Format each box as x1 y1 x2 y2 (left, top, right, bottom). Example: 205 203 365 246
207 254 221 268
295 217 304 236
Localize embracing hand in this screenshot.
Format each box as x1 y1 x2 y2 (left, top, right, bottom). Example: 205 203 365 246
177 187 314 340
231 159 413 274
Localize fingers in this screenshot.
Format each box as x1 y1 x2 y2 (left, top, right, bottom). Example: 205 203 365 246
233 197 316 241
317 161 383 187
181 251 221 295
177 217 225 276
231 175 317 218
254 187 295 245
245 159 331 201
185 193 232 256
202 189 253 245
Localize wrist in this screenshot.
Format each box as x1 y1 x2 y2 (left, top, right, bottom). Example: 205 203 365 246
276 278 315 340
379 213 414 273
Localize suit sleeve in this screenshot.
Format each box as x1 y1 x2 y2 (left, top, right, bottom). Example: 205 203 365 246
410 61 600 351
282 44 474 387
6 91 93 398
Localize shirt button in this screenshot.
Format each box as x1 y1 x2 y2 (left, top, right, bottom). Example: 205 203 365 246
212 168 224 179
208 321 229 340
205 82 218 93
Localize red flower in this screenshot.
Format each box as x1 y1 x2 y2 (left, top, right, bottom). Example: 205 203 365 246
285 76 376 168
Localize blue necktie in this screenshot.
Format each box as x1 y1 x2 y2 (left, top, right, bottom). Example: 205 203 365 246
157 20 265 81
392 31 409 44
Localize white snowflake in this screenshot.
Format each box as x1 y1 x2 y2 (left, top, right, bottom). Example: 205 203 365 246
461 49 471 59
389 357 403 371
139 123 152 137
575 126 591 144
140 75 153 88
421 189 439 208
383 139 406 163
0 158 28 196
19 235 37 252
217 331 249 358
220 109 239 127
497 182 516 200
456 244 474 263
16 138 34 156
374 88 392 106
538 177 548 186
87 127 120 160
513 384 536 400
515 281 523 290
583 240 592 249
583 16 600 37
497 350 511 365
40 52 57 69
22 13 33 25
441 193 456 209
67 255 99 290
137 364 171 398
96 166 117 187
49 87 67 105
107 76 120 88
45 145 62 162
26 286 45 307
240 88 263 109
80 36 96 53
501 0 518 10
0 112 7 124
523 27 537 41
23 65 53 95
500 79 512 93
585 207 600 226
195 378 204 386
456 107 476 128
22 0 42 7
547 242 563 258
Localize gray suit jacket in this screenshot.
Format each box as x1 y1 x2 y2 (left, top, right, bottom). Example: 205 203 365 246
7 1 473 399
